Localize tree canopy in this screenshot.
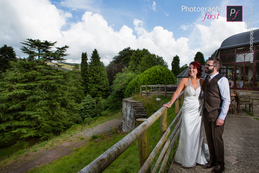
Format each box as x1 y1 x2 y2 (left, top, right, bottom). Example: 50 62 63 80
106 61 125 86
112 47 134 67
88 49 109 98
171 55 180 76
0 45 16 74
81 52 88 95
106 68 136 110
194 51 205 65
21 38 69 62
128 49 167 73
0 60 84 145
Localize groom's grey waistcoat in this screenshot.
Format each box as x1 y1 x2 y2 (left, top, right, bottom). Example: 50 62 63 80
202 74 223 112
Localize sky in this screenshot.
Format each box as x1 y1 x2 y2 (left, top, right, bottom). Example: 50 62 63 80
0 0 258 68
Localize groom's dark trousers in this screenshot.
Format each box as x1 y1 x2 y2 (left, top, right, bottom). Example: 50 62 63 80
203 109 225 166
202 74 225 166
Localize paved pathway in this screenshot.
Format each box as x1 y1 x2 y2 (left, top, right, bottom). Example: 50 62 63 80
168 107 259 173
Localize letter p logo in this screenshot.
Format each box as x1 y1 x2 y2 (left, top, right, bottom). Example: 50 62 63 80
227 6 242 22
230 9 236 16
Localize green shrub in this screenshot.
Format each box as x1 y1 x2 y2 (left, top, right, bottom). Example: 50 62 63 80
124 65 176 97
95 97 106 117
79 95 97 120
83 118 94 125
105 68 136 110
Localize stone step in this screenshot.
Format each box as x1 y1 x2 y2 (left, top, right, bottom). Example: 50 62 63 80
135 113 147 116
134 108 146 111
132 103 143 106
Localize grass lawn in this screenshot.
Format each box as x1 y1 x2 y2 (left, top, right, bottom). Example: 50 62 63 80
1 95 180 173
28 95 180 173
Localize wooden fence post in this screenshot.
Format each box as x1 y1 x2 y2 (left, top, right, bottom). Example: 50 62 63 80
181 94 184 106
146 85 148 97
160 109 167 137
165 85 167 97
140 86 142 96
175 99 179 116
136 118 150 173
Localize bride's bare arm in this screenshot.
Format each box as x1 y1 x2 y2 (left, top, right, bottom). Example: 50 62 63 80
163 78 187 108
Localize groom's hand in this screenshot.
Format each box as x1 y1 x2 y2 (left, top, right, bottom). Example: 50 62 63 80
216 118 224 126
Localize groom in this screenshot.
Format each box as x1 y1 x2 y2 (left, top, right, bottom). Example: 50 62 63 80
202 57 230 173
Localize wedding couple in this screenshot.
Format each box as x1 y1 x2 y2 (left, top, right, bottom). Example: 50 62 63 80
163 57 230 173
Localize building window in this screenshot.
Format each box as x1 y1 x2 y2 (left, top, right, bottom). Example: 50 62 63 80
236 53 253 62
228 55 235 62
236 64 244 88
244 63 253 88
221 56 227 63
220 45 258 90
221 66 226 77
228 66 234 87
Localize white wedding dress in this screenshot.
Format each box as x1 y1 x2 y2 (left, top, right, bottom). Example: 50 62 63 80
174 78 209 167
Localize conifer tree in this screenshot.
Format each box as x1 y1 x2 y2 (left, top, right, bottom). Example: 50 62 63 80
0 45 16 74
0 60 83 145
88 49 109 98
81 52 88 95
194 51 205 65
20 38 68 62
171 55 180 76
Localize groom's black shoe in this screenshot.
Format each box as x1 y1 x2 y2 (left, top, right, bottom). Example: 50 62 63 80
211 164 225 173
203 161 217 169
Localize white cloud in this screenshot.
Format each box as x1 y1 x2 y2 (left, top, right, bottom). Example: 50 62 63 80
180 24 190 31
60 11 137 65
60 0 100 13
0 0 192 67
152 1 157 11
191 15 247 59
0 0 69 57
60 13 192 67
0 0 255 69
130 20 194 66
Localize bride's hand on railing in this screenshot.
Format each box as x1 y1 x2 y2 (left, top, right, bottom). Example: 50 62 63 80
163 103 171 108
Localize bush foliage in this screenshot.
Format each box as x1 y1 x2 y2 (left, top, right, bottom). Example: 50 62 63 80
79 95 97 120
105 68 136 110
124 65 176 97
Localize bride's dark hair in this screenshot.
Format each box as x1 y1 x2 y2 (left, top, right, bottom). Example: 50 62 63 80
189 61 203 79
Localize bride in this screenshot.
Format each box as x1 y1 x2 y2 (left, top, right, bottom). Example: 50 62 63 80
163 61 209 167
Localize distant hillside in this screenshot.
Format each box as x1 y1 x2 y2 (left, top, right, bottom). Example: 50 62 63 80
60 62 81 67
47 62 80 72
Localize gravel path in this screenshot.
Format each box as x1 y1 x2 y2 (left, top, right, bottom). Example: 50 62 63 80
168 109 259 173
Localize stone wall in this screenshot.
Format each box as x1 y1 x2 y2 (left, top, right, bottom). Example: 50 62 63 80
122 97 147 132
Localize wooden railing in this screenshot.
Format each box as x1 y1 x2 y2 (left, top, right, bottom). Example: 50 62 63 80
140 85 178 97
79 92 184 173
